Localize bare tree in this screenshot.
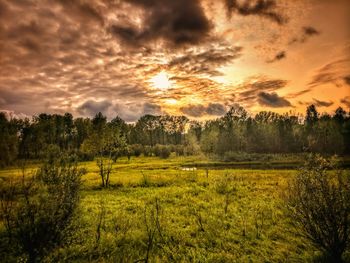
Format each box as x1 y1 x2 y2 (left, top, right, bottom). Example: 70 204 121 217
285 155 350 262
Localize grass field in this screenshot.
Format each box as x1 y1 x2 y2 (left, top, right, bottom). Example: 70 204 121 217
1 155 349 262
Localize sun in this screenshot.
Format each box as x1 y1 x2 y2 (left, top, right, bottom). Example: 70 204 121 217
150 71 171 89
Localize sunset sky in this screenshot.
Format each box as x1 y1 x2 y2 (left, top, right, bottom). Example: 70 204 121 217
0 0 349 121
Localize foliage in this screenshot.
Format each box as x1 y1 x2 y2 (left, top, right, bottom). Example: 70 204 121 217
0 113 19 167
154 144 171 159
285 155 350 262
1 104 350 168
131 144 143 157
96 157 113 188
0 150 85 262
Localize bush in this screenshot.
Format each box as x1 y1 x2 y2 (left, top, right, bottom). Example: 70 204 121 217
131 144 143 157
76 150 94 161
154 145 171 159
285 155 350 262
221 151 275 162
143 146 153 157
174 145 185 156
0 151 85 262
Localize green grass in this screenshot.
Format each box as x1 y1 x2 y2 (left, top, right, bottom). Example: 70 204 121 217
1 155 349 262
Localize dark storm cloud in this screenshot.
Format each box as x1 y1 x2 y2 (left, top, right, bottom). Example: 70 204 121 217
257 92 292 107
225 0 287 24
313 99 333 107
267 51 286 63
77 100 112 116
180 103 226 117
110 0 211 48
340 96 350 109
309 58 350 88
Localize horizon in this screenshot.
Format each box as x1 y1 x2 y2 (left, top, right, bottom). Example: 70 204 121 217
1 103 346 124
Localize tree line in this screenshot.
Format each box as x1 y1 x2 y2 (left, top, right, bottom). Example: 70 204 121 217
1 104 350 167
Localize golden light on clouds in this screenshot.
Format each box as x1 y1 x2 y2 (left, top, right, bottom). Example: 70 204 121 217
165 99 178 105
0 0 349 121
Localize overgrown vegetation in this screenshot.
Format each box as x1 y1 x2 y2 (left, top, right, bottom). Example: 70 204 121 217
1 155 349 262
285 155 350 262
0 149 85 262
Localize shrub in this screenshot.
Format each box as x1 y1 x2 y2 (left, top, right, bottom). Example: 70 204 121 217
143 146 153 157
0 151 85 262
153 144 162 157
153 145 171 159
285 155 350 262
131 144 143 157
174 145 185 156
222 151 252 162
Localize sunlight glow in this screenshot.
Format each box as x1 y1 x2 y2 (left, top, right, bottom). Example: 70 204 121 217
165 99 178 105
150 71 171 89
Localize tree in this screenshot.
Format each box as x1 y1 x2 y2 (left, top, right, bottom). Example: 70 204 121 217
334 107 346 124
95 129 126 187
285 155 350 262
305 104 319 127
0 112 19 167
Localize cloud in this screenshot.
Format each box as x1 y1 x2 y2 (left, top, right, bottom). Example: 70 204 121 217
340 96 350 109
267 51 286 63
344 75 350 86
289 26 321 45
0 0 347 120
237 78 288 101
303 26 320 37
257 92 292 107
77 100 112 116
57 0 104 25
180 105 207 117
109 0 211 48
180 103 226 117
309 58 350 88
167 45 242 76
143 103 162 115
0 109 29 120
76 100 163 121
206 103 227 115
112 102 163 122
313 98 333 107
225 0 287 24
286 89 311 98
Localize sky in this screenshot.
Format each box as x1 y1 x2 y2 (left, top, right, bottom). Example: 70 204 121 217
0 0 349 121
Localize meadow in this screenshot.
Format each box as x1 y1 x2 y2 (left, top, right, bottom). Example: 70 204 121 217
3 155 348 262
